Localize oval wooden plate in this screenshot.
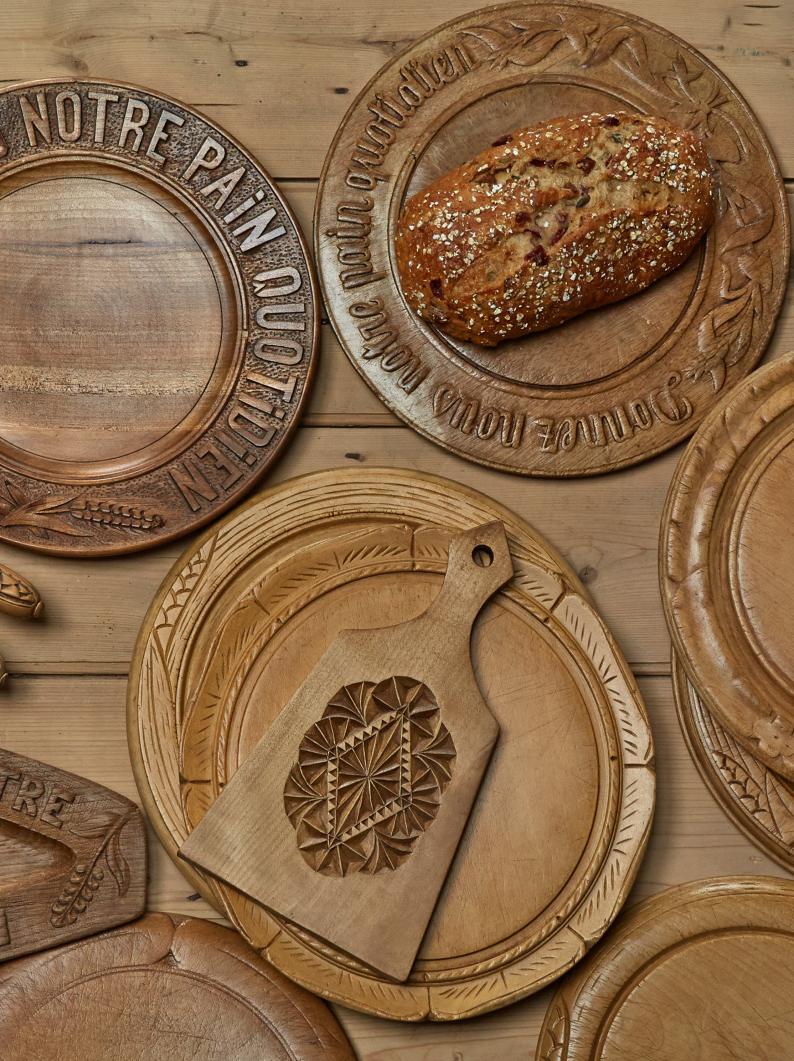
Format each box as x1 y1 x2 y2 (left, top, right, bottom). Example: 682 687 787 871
315 1 788 478
0 913 354 1060
662 353 794 781
0 79 317 556
128 468 654 1020
673 652 794 874
536 876 794 1060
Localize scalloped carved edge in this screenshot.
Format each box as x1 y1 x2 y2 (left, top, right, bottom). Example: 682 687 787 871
129 467 653 1020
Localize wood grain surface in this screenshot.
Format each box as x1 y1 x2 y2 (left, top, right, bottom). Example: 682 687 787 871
316 2 788 476
181 521 513 982
536 876 794 1059
0 746 146 961
0 0 790 1056
662 354 794 779
130 469 653 1018
0 913 355 1060
0 79 318 556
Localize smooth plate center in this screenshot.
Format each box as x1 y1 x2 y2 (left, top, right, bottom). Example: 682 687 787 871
735 435 794 692
599 931 794 1059
0 174 223 462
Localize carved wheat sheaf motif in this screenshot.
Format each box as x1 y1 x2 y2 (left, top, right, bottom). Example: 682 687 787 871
284 676 456 876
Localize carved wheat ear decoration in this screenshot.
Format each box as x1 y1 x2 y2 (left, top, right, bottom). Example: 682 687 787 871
50 810 133 927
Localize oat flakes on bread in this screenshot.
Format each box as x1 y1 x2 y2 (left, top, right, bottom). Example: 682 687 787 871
395 112 715 347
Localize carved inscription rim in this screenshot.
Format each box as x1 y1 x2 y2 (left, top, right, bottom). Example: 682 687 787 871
128 467 654 1020
0 78 318 556
536 876 794 1060
672 653 794 874
661 354 794 781
315 1 788 477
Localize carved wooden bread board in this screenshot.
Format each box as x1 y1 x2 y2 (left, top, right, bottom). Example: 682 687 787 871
0 747 146 961
0 79 317 556
536 876 794 1060
0 913 355 1060
315 2 788 477
129 467 654 1020
662 353 794 781
673 652 794 873
181 522 512 981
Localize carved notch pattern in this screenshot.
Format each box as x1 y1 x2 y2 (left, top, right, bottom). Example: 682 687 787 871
284 676 456 876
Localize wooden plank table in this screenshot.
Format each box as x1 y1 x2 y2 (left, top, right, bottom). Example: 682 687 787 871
0 1 791 1056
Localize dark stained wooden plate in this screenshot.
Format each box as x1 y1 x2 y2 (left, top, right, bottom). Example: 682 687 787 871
662 354 794 781
0 746 147 962
673 652 794 874
0 913 355 1060
536 877 794 1060
0 79 317 556
128 468 654 1020
315 2 788 477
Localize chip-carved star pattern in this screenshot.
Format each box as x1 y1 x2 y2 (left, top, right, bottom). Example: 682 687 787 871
284 675 456 876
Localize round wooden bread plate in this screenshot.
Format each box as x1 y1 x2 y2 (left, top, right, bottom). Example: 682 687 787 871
673 652 794 873
0 913 354 1060
128 468 654 1021
661 353 794 782
536 876 794 1060
0 79 317 556
315 1 788 478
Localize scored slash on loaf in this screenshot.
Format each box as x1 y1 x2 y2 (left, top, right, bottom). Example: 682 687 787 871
396 111 715 346
180 522 514 981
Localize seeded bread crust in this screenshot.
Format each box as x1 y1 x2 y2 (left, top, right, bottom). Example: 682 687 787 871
395 112 715 347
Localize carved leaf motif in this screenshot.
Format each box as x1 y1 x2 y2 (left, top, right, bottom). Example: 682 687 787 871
51 811 132 926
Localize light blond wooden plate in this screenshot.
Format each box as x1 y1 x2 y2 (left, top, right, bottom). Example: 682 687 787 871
662 353 794 781
0 79 317 556
0 913 355 1060
536 876 794 1060
673 652 794 874
180 522 513 981
128 467 654 1020
315 1 788 478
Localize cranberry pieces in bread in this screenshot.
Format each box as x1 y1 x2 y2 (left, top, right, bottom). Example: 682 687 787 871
395 112 715 346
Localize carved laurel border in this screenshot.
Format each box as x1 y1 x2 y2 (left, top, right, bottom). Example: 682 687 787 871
129 468 653 1020
673 653 794 872
661 354 794 782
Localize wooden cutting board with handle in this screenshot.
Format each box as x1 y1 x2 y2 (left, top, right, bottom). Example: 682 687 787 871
0 747 147 961
181 521 513 980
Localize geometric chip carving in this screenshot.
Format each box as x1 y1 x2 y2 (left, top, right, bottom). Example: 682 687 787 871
284 676 456 876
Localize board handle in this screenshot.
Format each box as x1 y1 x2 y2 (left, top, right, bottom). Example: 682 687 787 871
423 522 513 633
0 562 44 620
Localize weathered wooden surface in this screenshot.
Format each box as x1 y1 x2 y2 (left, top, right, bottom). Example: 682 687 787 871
0 0 790 1055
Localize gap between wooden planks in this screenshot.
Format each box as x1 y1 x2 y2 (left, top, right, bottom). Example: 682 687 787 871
0 0 790 179
0 674 784 1060
0 1 790 1056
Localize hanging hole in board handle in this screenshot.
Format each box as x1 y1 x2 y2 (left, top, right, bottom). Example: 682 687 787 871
471 544 494 568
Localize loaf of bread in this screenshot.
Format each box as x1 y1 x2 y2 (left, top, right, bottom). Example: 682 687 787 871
395 112 715 346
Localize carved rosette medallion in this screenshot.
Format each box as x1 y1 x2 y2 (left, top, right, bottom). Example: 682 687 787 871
284 676 456 876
